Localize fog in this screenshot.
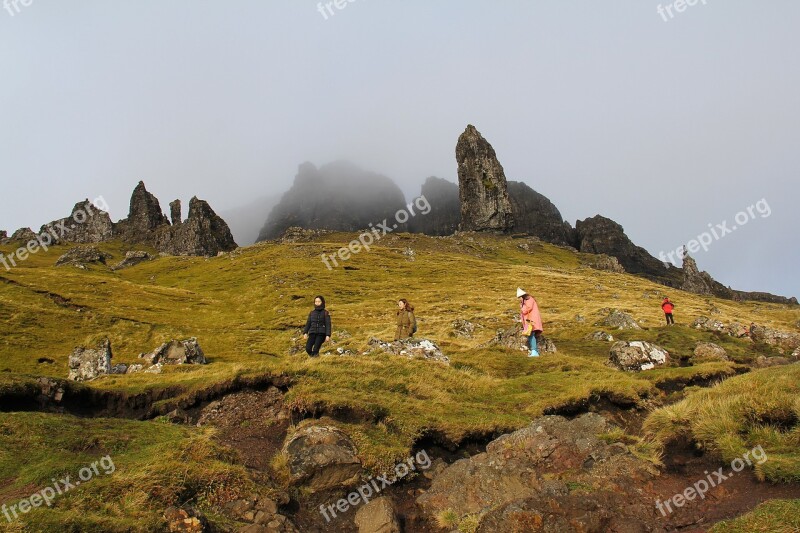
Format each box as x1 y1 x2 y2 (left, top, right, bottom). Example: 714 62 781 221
1 1 798 297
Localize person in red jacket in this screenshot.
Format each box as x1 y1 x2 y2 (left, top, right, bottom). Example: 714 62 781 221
661 297 675 326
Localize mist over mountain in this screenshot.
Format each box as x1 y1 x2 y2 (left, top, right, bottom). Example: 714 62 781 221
257 161 407 242
221 195 280 246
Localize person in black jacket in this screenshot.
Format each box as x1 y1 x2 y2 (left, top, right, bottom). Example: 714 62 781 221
303 295 331 357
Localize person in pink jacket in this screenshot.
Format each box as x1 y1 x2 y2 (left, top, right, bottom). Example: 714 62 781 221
517 288 543 357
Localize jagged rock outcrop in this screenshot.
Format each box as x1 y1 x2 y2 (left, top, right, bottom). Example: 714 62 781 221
575 215 673 279
116 181 170 240
507 181 575 245
407 177 461 236
113 182 237 257
41 199 114 244
154 197 237 256
257 161 407 241
681 252 727 297
169 200 182 226
456 125 514 232
0 230 7 243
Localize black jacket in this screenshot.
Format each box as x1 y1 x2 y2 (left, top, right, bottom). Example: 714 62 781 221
304 308 331 337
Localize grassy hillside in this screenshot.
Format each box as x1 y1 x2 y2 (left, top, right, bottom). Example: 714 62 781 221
1 232 798 530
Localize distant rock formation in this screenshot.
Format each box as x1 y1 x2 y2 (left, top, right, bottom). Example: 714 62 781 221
507 181 575 245
114 182 237 256
257 161 407 242
42 199 114 245
9 228 37 242
575 215 673 280
169 200 182 226
152 197 237 256
408 177 461 236
456 125 514 232
0 230 6 243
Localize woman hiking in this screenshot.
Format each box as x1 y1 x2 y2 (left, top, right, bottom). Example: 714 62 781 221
394 299 417 341
517 288 543 357
303 295 331 357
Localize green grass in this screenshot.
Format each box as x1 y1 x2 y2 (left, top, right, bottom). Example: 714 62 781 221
710 499 800 532
1 232 798 528
643 365 800 482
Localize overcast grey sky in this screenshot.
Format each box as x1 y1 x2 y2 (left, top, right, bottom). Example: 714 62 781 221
1 1 798 298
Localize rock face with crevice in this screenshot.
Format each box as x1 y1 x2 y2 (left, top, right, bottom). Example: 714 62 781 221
456 125 514 233
507 181 575 245
417 413 663 532
42 200 114 245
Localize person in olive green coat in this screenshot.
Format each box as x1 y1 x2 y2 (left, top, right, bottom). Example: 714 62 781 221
394 299 417 340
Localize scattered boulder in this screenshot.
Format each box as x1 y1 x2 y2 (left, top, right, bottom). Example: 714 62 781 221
691 316 727 333
111 251 153 270
354 497 400 533
750 325 800 353
595 309 641 330
140 338 207 366
416 413 661 532
693 342 729 362
451 319 476 339
727 322 751 338
587 331 614 342
609 341 669 371
367 338 449 364
282 423 361 492
479 328 556 354
10 227 38 243
755 356 792 368
110 363 129 375
55 246 112 268
276 226 332 244
68 339 113 381
583 253 625 273
456 125 514 233
538 337 557 353
163 506 208 533
41 199 114 244
792 347 800 360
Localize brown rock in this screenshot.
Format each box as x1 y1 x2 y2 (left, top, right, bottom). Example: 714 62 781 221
354 496 400 533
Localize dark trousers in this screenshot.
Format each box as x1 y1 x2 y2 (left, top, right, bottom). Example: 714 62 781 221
305 333 326 356
665 313 674 325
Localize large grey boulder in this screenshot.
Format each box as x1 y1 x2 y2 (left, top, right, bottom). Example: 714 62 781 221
68 340 113 381
595 309 642 330
456 125 514 233
55 246 112 268
354 497 400 533
609 341 670 371
282 423 361 492
367 338 450 364
111 251 153 271
750 324 800 353
139 338 208 366
693 342 729 362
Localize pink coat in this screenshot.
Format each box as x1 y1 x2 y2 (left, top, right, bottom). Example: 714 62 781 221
520 296 543 334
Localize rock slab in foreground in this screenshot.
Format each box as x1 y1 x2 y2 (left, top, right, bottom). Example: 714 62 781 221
368 338 450 364
416 413 662 532
282 423 362 492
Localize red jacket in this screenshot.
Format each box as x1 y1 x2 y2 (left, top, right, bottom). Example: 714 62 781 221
662 300 675 314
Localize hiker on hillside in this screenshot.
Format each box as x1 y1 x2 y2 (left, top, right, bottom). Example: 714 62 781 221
303 295 331 357
395 299 417 341
662 297 675 325
517 288 543 357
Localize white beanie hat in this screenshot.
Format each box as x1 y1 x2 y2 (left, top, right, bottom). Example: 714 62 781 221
516 288 527 298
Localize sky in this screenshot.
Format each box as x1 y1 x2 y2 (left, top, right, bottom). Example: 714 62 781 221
1 1 798 298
